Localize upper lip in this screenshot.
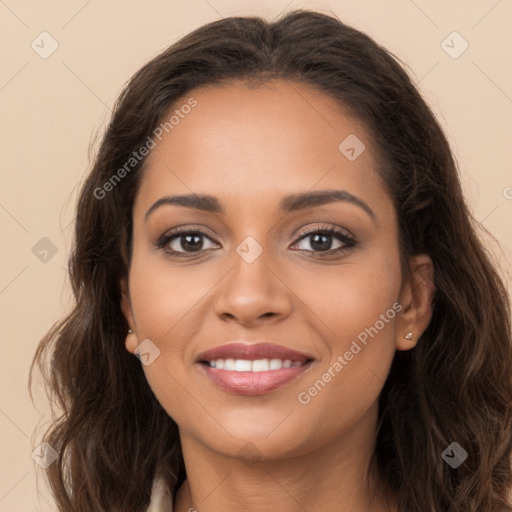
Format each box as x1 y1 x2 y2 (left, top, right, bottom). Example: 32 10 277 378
196 342 314 363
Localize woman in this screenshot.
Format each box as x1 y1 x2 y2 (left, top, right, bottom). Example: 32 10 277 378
30 9 512 511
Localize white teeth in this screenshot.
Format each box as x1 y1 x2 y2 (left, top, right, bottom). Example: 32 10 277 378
269 358 283 370
206 358 303 371
224 358 236 371
252 359 270 372
234 360 252 371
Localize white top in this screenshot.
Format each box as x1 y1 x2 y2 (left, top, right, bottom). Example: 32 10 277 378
147 475 174 511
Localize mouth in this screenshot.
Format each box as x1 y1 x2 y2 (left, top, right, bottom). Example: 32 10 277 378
195 342 315 396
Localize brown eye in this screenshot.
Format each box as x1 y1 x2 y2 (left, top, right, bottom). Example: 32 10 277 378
157 229 219 257
291 226 356 256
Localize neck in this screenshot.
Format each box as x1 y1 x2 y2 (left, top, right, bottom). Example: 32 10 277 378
173 405 396 512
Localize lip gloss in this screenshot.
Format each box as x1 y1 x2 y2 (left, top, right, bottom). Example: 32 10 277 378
199 362 313 396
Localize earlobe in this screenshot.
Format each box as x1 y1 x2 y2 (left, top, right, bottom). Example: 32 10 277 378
125 330 138 354
396 254 435 351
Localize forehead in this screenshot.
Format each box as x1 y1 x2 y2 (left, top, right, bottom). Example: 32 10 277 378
134 79 390 220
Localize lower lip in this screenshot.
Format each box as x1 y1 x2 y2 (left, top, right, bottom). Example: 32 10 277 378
199 362 313 396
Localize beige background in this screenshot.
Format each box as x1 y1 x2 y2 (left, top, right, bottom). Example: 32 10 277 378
0 0 511 510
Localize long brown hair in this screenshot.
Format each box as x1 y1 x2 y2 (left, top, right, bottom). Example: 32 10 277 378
29 9 512 511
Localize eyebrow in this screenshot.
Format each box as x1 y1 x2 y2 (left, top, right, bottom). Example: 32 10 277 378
144 189 376 224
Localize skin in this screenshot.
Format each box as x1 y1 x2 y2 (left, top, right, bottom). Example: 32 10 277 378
120 79 435 512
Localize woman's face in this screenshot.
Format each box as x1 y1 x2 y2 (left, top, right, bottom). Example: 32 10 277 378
122 79 431 461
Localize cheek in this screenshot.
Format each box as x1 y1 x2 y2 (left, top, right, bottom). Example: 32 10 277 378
293 246 402 345
129 253 215 341
127 253 221 423
291 250 401 430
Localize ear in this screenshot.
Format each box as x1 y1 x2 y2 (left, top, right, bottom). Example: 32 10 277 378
396 254 435 351
120 277 138 354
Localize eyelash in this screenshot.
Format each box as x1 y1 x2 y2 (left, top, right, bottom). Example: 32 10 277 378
156 224 357 259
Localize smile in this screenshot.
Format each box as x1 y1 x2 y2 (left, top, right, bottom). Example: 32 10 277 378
195 342 315 396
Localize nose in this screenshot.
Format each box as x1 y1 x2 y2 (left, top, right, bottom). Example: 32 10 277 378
214 245 293 327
